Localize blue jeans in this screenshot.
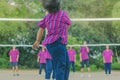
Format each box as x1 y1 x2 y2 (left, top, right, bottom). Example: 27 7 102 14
46 38 70 80
46 59 55 79
70 61 75 72
104 63 111 74
39 63 46 75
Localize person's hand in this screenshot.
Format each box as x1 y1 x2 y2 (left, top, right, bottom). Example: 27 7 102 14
80 59 82 62
37 59 39 63
75 59 76 63
104 61 106 63
32 40 40 49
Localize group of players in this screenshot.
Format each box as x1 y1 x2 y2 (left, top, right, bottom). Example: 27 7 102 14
9 41 113 80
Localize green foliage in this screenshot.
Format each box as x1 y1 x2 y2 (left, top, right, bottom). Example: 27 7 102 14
112 63 120 70
0 0 120 70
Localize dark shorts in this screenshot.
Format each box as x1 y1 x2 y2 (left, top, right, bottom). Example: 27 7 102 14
10 62 18 66
80 59 90 68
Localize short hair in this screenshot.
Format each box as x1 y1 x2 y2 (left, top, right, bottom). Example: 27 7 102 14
41 0 61 13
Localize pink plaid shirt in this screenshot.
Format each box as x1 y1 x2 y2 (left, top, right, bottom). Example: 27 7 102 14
37 10 71 45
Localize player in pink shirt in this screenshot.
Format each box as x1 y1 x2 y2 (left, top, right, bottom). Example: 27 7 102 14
9 45 20 76
80 41 91 77
68 46 76 72
37 46 46 75
32 0 71 80
102 45 113 75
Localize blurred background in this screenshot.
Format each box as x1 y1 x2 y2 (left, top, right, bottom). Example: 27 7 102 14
0 0 120 71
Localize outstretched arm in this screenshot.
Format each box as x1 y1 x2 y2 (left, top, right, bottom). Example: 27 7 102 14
32 28 44 49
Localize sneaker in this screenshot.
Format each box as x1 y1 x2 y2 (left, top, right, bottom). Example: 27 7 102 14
80 74 84 77
88 74 91 78
16 73 19 76
13 74 16 76
106 73 110 76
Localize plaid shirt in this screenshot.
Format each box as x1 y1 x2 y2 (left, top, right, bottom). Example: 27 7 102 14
37 10 71 45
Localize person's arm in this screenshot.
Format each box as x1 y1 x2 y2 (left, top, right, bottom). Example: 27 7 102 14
17 55 19 62
74 54 76 62
80 53 82 62
111 56 112 63
10 56 12 62
32 28 44 49
86 46 89 53
103 56 105 63
111 51 113 63
37 56 40 63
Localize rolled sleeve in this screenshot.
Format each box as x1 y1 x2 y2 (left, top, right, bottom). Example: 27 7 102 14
37 17 46 28
63 11 72 26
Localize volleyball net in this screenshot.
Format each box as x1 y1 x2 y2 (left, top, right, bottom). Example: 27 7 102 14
0 18 120 64
0 18 120 47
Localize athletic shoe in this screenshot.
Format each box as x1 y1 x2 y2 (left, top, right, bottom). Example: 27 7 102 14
16 73 19 76
88 74 91 78
13 73 16 76
80 74 84 77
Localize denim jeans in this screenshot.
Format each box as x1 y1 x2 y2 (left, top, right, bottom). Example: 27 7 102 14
70 61 75 72
39 63 46 75
46 59 55 79
46 38 70 80
104 63 111 74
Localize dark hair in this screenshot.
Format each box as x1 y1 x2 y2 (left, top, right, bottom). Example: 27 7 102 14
41 0 61 13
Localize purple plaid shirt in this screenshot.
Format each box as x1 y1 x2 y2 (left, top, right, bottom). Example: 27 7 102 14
37 10 71 45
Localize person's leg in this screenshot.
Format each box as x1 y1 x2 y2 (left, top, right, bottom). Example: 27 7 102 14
104 63 107 74
39 63 43 75
54 44 69 80
108 63 111 74
15 66 19 76
45 59 52 79
52 61 56 79
86 59 90 72
46 39 70 80
44 63 46 75
64 47 70 80
15 62 19 76
85 59 91 77
80 61 84 72
69 61 72 71
72 61 75 72
106 63 109 74
12 66 15 76
11 62 16 76
80 61 84 77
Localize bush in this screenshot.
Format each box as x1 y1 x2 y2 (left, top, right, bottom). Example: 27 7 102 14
112 63 120 70
0 57 9 68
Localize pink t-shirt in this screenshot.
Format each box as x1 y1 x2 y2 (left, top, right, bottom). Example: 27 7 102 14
80 46 89 60
102 49 113 63
46 50 52 60
37 10 71 45
68 49 76 61
9 49 20 62
38 50 46 63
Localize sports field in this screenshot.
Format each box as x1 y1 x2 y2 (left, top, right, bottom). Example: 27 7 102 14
0 69 120 80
